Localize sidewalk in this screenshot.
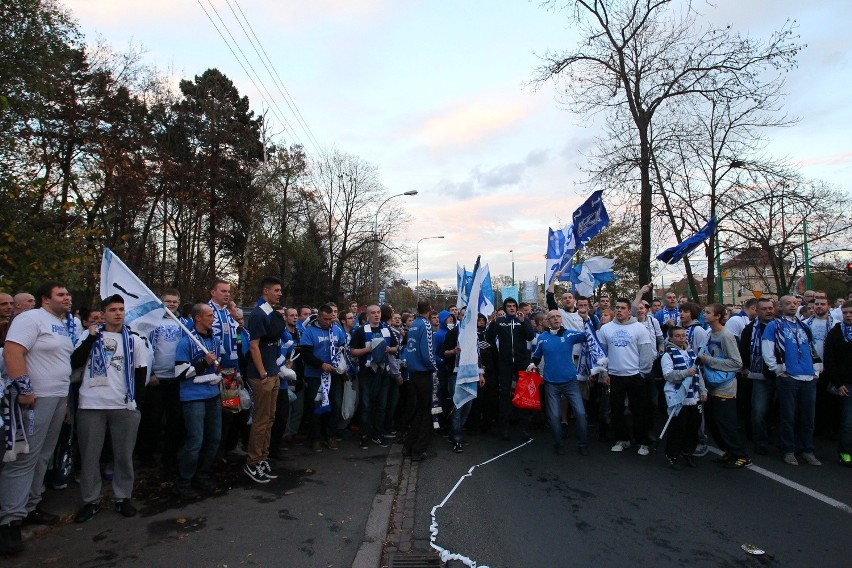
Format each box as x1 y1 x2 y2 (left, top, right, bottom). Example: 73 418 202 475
4 437 398 567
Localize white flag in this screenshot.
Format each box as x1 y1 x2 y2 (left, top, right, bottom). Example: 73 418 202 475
100 249 166 337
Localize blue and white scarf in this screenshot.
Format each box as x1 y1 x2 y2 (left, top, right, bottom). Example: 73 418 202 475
578 320 608 378
840 321 852 343
315 327 340 415
665 345 699 415
209 300 239 365
773 316 810 365
805 313 834 338
749 320 765 374
2 392 31 462
363 323 391 371
65 313 78 346
431 372 442 429
659 307 680 326
89 325 136 409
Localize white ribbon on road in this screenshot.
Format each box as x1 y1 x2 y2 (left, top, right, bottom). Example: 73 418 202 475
429 438 534 567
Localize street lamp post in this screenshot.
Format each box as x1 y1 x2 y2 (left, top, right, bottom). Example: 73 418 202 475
510 249 515 286
373 190 418 302
416 235 444 302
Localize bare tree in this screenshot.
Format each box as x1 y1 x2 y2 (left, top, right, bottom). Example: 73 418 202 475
533 0 802 287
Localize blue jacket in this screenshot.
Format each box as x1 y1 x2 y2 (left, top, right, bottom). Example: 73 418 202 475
531 328 587 383
405 315 437 373
762 317 817 377
300 320 346 378
433 310 453 367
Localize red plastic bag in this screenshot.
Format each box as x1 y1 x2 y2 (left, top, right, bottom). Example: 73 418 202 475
512 370 543 411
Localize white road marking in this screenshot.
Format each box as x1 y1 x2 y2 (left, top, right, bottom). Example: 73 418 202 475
429 438 535 567
707 446 852 514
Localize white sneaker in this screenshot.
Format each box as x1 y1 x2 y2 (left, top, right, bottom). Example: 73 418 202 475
611 440 630 452
637 445 650 456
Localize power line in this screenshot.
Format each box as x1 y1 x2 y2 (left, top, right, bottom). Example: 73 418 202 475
226 0 324 155
196 0 302 148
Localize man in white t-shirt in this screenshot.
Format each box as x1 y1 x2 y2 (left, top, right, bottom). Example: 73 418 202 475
71 294 150 523
598 298 656 456
0 282 75 555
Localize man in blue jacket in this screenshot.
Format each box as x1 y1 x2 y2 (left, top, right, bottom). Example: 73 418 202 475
529 310 592 455
402 300 437 461
762 295 822 466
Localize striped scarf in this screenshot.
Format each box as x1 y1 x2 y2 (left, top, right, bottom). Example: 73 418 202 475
668 345 699 402
841 322 852 343
578 320 608 377
805 313 834 337
773 316 809 365
89 326 137 409
315 327 340 415
65 313 78 346
659 307 680 326
749 320 764 374
208 300 238 365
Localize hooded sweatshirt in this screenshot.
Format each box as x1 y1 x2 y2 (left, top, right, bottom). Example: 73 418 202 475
597 316 655 376
434 310 453 368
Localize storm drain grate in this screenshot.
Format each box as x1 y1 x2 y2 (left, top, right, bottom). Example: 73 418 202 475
387 551 443 567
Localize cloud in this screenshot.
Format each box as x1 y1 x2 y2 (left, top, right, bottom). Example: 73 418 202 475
432 149 552 199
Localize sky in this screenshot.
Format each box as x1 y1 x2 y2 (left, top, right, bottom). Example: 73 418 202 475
60 0 851 290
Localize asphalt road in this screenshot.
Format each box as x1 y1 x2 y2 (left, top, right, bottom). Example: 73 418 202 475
412 428 852 568
6 438 391 568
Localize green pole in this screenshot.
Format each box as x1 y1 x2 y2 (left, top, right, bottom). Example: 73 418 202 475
731 275 736 305
715 229 723 303
803 219 812 290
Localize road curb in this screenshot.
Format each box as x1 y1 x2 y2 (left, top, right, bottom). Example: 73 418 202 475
352 442 405 568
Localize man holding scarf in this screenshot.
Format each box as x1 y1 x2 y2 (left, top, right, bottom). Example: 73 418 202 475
71 294 151 522
300 304 347 453
739 298 776 455
174 304 224 497
655 292 681 334
350 305 398 449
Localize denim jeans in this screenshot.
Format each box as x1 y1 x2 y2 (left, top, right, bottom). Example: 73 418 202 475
178 396 222 489
544 381 587 448
448 374 473 443
840 384 852 455
751 378 776 449
776 376 817 454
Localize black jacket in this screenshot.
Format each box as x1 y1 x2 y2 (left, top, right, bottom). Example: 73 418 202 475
485 315 535 370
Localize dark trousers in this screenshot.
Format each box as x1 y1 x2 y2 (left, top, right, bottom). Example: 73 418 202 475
404 371 434 454
706 395 748 458
610 374 651 445
358 369 389 438
138 379 183 466
665 404 702 458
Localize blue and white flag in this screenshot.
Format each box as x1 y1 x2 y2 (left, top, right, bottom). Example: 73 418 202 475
101 249 166 337
570 257 616 297
453 258 486 409
656 216 717 264
456 264 471 310
545 224 575 284
572 190 610 250
479 264 495 317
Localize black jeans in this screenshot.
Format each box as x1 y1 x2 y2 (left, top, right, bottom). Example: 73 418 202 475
610 374 650 445
706 395 748 458
404 372 434 454
665 404 702 458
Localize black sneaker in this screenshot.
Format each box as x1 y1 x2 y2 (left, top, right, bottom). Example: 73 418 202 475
74 501 101 523
680 453 696 468
24 507 59 526
371 435 388 448
114 500 137 518
359 436 369 449
259 460 278 479
452 442 463 453
724 457 752 469
243 463 270 484
666 455 683 471
0 521 24 555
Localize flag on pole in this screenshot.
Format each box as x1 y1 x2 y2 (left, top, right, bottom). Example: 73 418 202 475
570 257 616 297
572 190 610 250
656 217 717 264
545 224 575 284
479 264 495 317
456 264 472 310
101 249 166 337
453 257 486 409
